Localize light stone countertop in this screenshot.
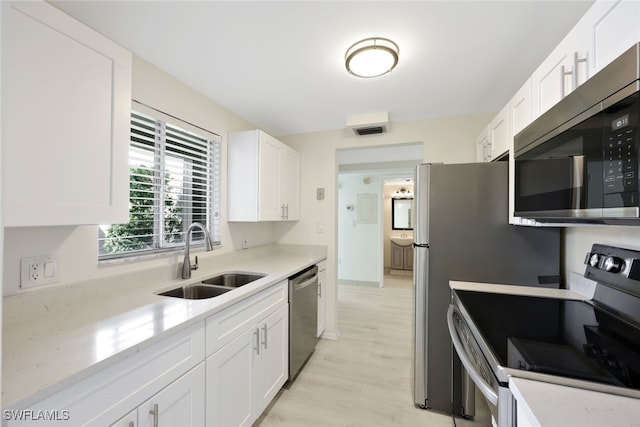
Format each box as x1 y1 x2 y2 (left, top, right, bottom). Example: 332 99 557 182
450 280 640 426
2 244 327 410
510 377 640 427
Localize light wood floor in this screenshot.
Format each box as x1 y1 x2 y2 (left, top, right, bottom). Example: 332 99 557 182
255 275 454 427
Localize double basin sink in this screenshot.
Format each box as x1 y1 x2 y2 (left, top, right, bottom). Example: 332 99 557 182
158 272 266 300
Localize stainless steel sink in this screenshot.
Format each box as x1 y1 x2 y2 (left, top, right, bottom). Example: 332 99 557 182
157 272 266 300
158 284 232 300
201 272 266 288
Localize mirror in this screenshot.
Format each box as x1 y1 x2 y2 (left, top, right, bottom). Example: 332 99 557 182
392 198 413 230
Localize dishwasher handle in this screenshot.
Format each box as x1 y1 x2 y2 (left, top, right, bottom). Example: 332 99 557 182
292 274 318 291
447 305 498 407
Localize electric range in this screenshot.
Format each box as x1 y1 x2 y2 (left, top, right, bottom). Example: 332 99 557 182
449 244 640 426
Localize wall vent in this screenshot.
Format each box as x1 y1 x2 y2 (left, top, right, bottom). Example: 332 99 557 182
354 125 386 136
347 112 389 137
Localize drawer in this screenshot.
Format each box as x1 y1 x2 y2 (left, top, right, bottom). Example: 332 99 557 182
206 280 287 356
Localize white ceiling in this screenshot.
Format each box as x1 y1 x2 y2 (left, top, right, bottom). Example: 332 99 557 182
52 1 595 137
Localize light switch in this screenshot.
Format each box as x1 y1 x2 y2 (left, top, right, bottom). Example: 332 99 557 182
44 261 56 278
316 188 325 200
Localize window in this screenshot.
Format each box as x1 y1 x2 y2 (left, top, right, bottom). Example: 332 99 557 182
99 110 221 259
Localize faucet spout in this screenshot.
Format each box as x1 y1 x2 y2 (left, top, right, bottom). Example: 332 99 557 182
182 222 214 279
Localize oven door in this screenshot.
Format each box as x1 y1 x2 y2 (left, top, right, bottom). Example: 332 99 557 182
448 305 516 427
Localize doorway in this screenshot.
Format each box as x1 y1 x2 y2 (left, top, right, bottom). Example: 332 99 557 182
336 143 422 288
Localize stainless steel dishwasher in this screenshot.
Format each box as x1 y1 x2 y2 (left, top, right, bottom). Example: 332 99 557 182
288 265 319 380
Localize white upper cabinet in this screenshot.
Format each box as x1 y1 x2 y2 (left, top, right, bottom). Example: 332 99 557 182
580 0 640 74
475 126 491 162
475 104 508 163
508 79 532 225
509 79 533 138
489 104 510 160
2 0 132 226
279 144 301 221
532 0 640 120
228 130 301 222
531 30 587 120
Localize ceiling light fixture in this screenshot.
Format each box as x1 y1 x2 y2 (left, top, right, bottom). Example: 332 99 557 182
345 37 399 78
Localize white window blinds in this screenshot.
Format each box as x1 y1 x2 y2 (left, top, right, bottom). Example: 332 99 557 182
99 110 221 258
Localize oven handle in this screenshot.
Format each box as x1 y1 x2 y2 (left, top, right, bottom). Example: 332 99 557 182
447 305 499 407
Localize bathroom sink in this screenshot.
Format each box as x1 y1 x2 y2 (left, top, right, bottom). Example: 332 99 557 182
201 272 266 288
391 236 413 245
158 284 232 300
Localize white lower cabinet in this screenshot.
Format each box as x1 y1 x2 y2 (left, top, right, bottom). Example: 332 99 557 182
206 327 255 427
206 304 289 427
7 282 292 427
112 363 206 427
254 305 289 414
139 363 206 427
6 322 205 427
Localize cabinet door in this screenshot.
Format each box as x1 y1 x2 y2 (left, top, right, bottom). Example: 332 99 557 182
583 0 640 73
390 243 404 269
489 105 509 160
475 126 490 162
531 47 574 119
258 133 283 221
3 1 131 226
206 329 254 427
530 26 589 120
403 245 414 271
254 304 289 418
509 79 532 138
280 146 300 221
317 269 326 337
509 79 532 224
140 363 205 427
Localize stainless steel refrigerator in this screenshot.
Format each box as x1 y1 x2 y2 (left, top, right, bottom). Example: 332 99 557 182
413 162 561 414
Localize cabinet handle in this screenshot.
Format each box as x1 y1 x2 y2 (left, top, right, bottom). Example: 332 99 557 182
254 328 260 355
574 51 588 88
262 323 268 349
285 204 289 219
561 64 574 97
149 403 159 427
318 281 322 298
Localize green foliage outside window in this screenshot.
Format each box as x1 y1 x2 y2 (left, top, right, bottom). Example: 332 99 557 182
102 166 183 254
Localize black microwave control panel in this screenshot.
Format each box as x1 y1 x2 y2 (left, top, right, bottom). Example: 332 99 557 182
604 126 636 195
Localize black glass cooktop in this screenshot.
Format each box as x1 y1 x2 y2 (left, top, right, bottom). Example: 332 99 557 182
455 290 640 391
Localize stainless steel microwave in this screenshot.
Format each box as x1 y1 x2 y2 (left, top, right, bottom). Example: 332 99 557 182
514 43 640 224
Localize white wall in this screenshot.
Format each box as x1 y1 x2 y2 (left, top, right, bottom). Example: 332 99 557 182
2 56 276 295
278 113 492 339
337 173 382 284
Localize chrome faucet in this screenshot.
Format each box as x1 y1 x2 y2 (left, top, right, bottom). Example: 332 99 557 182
182 222 214 279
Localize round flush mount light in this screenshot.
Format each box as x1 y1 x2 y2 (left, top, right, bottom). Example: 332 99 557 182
345 37 399 78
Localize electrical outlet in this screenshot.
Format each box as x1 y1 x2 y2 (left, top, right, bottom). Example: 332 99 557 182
21 255 59 288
